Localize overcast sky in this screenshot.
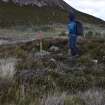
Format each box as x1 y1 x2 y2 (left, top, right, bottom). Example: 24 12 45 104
63 0 105 21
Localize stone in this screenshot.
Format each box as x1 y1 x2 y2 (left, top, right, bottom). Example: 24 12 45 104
49 46 60 52
34 50 50 59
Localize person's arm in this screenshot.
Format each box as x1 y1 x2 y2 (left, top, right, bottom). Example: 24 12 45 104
74 22 77 35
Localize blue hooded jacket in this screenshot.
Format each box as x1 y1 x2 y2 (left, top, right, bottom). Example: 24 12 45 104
68 13 77 48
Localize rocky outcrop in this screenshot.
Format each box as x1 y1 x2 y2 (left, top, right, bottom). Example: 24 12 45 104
1 0 74 12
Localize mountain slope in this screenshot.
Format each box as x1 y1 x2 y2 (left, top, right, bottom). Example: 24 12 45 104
0 0 105 28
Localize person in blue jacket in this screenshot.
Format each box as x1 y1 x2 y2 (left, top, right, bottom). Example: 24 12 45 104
68 13 79 57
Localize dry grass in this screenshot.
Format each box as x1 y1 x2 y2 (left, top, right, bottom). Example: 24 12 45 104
0 38 105 104
0 57 17 79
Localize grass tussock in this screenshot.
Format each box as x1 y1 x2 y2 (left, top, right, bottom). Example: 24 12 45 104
0 37 105 104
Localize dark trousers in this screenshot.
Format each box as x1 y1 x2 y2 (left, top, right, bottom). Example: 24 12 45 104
68 34 79 56
70 47 79 56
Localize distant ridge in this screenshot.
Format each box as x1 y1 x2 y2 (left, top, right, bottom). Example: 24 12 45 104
0 0 105 28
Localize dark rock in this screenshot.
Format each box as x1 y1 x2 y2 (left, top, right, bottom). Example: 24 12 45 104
16 69 49 84
2 0 73 12
0 79 13 92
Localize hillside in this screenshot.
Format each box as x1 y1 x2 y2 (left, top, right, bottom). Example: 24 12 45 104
0 0 105 28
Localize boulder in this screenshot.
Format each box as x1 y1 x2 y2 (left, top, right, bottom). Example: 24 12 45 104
34 50 50 59
49 46 60 52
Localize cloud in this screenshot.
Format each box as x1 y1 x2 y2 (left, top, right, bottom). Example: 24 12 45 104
64 0 105 21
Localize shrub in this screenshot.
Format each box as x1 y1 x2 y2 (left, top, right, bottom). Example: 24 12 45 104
15 47 28 59
59 31 67 36
77 54 92 65
79 89 105 105
86 31 93 38
64 95 85 105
